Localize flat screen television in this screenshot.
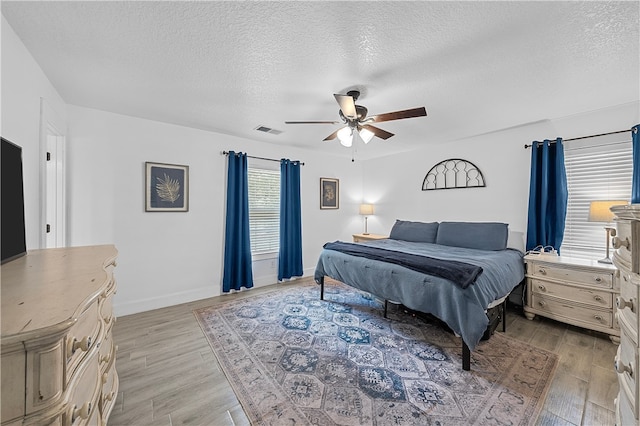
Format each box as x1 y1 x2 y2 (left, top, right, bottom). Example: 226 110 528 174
1 137 27 263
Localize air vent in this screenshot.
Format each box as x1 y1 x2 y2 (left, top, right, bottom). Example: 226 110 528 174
255 125 283 135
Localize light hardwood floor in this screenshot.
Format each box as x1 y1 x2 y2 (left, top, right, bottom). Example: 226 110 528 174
109 278 618 426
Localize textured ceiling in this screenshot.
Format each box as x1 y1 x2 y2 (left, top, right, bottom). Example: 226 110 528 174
2 1 639 159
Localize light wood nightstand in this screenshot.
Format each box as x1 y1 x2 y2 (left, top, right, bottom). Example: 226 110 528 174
352 233 388 243
523 253 619 343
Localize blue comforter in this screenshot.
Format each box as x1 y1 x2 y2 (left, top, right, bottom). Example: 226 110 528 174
314 239 525 350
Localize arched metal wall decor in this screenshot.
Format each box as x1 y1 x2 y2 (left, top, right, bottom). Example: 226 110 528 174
422 158 486 191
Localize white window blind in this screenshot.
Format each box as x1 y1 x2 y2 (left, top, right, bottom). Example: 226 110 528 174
248 168 280 255
560 140 633 260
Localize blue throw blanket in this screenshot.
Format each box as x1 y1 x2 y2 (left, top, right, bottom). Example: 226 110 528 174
323 241 483 289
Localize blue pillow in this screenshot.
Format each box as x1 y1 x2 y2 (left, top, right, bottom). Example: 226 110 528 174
436 222 508 251
389 220 439 243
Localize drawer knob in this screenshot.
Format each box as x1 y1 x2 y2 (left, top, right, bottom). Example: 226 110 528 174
537 268 547 275
593 295 603 302
538 301 546 307
594 277 603 283
67 336 92 357
100 353 111 364
613 237 630 250
594 314 603 322
537 284 546 291
72 402 91 423
614 357 634 377
616 296 634 311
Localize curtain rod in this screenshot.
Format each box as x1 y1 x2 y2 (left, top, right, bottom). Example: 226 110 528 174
523 128 634 149
221 151 305 165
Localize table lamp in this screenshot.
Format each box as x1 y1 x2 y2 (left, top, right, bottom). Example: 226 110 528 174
588 200 628 263
359 204 374 235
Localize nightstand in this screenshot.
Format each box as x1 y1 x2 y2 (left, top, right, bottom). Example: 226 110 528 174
523 253 619 343
352 233 388 243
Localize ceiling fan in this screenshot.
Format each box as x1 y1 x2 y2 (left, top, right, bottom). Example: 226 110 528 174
285 90 427 147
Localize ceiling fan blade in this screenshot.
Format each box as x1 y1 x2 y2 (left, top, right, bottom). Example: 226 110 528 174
323 128 341 141
285 120 340 124
369 107 427 123
334 94 357 119
360 124 394 140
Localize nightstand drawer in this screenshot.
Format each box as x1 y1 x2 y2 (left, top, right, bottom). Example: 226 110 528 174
530 294 613 328
530 279 612 308
529 263 613 288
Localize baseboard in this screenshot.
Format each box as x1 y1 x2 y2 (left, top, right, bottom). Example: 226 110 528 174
114 285 215 317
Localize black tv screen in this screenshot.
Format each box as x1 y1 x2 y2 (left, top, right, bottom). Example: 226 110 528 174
1 137 27 263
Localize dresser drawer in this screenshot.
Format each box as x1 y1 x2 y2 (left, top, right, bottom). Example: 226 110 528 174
530 278 612 308
66 302 102 384
99 359 118 423
617 389 637 425
64 350 101 426
528 263 613 288
617 273 640 340
615 331 640 420
529 294 613 328
614 220 640 274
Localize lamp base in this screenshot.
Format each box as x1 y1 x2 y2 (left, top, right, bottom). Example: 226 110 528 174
362 232 370 235
597 256 613 264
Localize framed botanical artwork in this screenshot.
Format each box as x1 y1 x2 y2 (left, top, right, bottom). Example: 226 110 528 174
320 177 339 209
145 162 189 212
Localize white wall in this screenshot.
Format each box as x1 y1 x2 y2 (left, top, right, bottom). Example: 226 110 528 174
361 102 639 251
66 106 363 315
1 16 67 250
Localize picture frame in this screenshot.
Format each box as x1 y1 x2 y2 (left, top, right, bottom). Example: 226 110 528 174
145 162 189 212
320 178 339 209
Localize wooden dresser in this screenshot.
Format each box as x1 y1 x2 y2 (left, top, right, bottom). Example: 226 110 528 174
1 245 119 426
523 254 619 343
612 205 640 426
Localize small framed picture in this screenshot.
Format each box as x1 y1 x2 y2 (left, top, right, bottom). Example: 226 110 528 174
320 178 339 209
145 162 189 212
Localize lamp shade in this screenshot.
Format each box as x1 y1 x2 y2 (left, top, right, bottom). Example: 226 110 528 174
359 204 374 215
359 128 374 144
588 200 628 222
337 127 353 147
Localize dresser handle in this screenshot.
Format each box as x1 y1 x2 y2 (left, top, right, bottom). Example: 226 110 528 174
71 402 91 423
616 296 634 311
613 237 630 250
537 268 547 275
538 301 546 307
594 277 603 283
593 295 603 302
537 284 546 291
614 357 634 377
67 336 92 357
594 314 603 322
100 353 111 364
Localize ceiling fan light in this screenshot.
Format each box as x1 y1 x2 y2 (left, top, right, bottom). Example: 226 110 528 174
359 128 374 144
337 127 353 147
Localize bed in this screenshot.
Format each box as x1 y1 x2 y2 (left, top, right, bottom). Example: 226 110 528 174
314 220 525 371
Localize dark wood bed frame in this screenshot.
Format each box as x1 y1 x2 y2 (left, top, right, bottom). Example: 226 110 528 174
318 275 507 371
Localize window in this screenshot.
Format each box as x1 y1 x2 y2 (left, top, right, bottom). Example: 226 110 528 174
248 167 280 255
560 137 633 260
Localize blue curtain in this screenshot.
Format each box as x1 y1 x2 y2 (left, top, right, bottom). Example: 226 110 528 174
222 151 253 292
632 125 639 204
526 139 568 252
278 159 303 280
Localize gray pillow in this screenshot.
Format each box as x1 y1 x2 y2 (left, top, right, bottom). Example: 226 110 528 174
389 220 439 243
436 222 509 251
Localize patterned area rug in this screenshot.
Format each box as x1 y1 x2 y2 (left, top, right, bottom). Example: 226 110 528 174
194 280 557 425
